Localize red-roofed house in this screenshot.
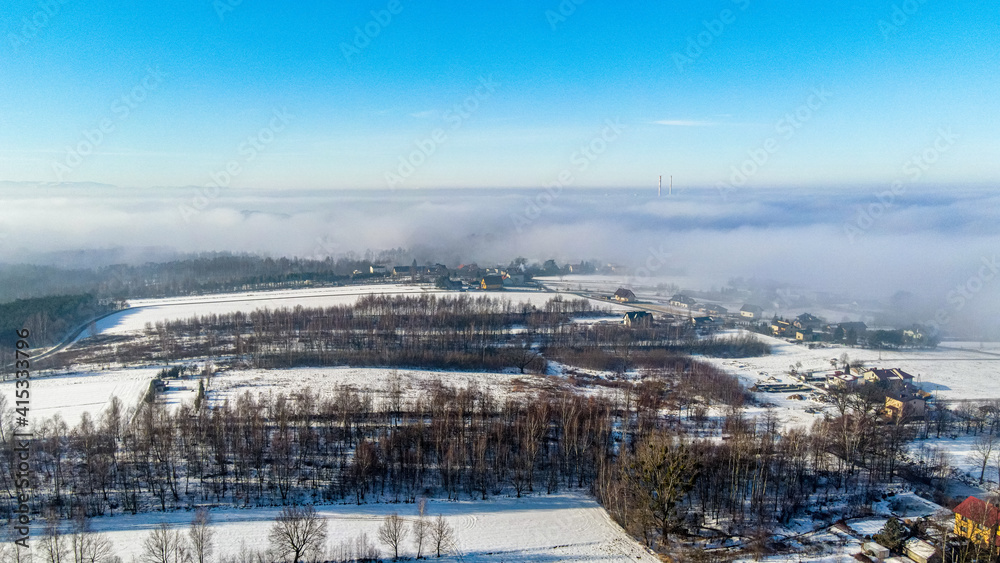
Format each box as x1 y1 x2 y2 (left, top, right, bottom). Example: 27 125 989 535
954 496 1000 548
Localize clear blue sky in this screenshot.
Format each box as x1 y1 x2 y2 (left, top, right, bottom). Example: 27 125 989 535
1 1 997 189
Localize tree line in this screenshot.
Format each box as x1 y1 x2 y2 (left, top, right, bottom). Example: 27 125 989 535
57 295 768 374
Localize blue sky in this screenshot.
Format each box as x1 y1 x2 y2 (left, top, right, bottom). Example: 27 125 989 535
1 1 997 189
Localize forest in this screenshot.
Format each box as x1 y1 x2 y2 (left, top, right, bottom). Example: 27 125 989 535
0 294 115 349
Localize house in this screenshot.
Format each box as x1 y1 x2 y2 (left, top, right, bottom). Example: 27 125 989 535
622 311 653 326
480 275 504 290
706 304 728 316
826 372 860 389
884 388 927 419
838 321 868 333
502 273 525 287
669 294 697 308
862 541 890 561
794 313 824 330
740 304 763 319
392 266 412 277
902 537 938 563
795 329 823 342
771 319 793 337
832 321 869 342
370 264 389 275
862 368 916 387
954 496 1000 548
614 288 636 302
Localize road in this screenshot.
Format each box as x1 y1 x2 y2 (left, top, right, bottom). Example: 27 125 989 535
5 308 126 370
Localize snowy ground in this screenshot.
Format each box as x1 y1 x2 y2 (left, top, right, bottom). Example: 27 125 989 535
70 492 659 562
5 358 613 434
80 284 630 340
909 433 1000 486
186 366 552 409
702 331 1000 404
0 366 160 428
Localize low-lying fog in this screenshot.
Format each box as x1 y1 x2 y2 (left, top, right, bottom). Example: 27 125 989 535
1 183 997 337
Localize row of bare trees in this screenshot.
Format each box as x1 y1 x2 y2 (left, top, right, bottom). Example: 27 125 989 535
56 295 769 375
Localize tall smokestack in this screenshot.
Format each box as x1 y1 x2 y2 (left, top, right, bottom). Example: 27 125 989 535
658 176 662 197
669 175 673 196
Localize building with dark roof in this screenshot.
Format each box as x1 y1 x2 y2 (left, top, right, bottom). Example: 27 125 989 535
480 275 504 290
622 311 652 326
614 288 636 302
705 304 728 316
669 294 697 308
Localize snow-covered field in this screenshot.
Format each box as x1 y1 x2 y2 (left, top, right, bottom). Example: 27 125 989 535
83 284 630 339
72 492 658 562
909 433 1000 485
0 366 159 427
703 331 1000 403
185 366 551 409
10 363 568 430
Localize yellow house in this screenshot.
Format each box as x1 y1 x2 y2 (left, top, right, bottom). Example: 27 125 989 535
884 388 927 419
954 496 1000 549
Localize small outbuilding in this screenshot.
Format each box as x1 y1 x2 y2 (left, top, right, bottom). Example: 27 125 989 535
902 537 938 563
861 542 889 561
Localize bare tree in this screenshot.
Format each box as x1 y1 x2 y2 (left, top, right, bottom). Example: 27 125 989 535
188 508 215 563
39 517 69 563
141 523 189 563
69 512 115 563
268 505 328 563
411 498 430 559
378 513 408 561
971 432 997 484
429 515 455 558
